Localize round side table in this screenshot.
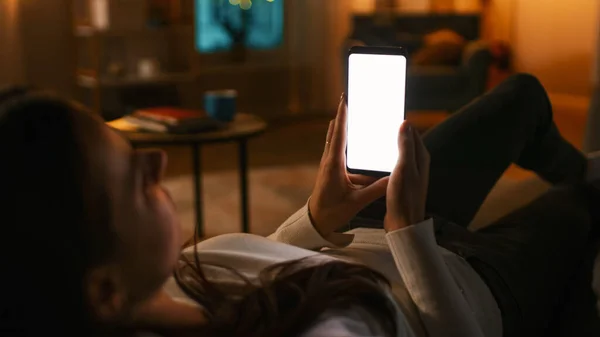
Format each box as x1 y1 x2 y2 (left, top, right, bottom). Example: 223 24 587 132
111 113 267 237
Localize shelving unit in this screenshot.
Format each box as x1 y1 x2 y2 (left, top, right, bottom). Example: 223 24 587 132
74 24 193 38
76 71 196 88
71 0 196 115
69 0 300 121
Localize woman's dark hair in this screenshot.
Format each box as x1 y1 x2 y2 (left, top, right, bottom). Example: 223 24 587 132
174 242 399 337
0 88 115 336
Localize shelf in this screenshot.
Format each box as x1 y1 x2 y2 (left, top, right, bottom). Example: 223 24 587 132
74 24 193 37
197 62 293 75
77 72 195 88
76 63 294 88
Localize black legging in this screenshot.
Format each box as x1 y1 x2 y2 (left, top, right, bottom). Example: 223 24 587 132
355 73 594 337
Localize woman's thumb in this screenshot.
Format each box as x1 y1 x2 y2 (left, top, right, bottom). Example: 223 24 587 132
357 177 389 206
397 121 414 166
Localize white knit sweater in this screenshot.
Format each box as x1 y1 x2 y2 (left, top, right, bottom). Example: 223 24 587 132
164 204 502 337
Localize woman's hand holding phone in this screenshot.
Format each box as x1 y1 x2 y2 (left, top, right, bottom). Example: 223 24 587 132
384 122 430 232
308 94 390 238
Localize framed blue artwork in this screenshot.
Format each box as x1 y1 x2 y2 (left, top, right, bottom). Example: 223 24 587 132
195 0 284 53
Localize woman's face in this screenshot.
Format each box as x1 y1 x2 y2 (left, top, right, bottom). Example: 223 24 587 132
77 112 182 321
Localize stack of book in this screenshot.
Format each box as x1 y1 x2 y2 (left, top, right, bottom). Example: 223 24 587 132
108 107 225 134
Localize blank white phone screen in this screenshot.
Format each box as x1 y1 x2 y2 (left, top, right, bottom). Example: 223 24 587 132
347 53 407 173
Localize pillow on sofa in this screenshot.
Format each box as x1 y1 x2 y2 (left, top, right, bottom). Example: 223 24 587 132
412 29 467 66
424 29 467 46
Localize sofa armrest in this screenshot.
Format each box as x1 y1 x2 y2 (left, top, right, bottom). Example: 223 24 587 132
408 66 467 94
461 41 493 74
460 40 493 96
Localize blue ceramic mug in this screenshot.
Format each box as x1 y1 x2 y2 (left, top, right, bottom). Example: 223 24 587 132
204 90 237 122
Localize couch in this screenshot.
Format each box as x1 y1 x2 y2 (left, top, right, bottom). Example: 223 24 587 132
342 13 493 112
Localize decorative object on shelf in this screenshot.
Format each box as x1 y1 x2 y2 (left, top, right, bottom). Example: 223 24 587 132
195 0 284 57
89 0 110 30
137 58 161 79
87 0 147 31
106 62 126 78
204 90 238 122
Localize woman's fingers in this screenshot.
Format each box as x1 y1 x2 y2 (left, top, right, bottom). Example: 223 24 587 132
348 174 379 186
321 120 335 161
329 94 348 164
355 176 389 206
412 127 430 175
397 121 415 171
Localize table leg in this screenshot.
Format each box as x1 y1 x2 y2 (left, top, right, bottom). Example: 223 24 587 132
238 139 250 233
192 144 204 238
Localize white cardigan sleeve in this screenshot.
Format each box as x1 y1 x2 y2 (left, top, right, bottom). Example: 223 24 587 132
267 203 354 250
386 218 485 337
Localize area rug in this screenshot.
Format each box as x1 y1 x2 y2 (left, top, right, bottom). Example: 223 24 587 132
163 165 319 240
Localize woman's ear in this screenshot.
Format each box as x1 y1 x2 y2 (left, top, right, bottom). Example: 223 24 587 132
135 149 167 185
85 265 127 323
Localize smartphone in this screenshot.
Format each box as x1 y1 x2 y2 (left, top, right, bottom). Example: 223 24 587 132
346 46 408 177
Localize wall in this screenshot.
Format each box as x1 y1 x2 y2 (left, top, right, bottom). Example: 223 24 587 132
18 0 75 96
482 0 514 42
490 0 599 98
584 5 600 152
0 0 25 87
0 0 74 94
515 0 598 96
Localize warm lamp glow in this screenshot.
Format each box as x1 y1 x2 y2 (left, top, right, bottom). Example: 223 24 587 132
6 0 19 23
352 0 376 13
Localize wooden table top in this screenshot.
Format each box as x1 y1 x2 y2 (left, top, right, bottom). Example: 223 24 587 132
111 113 268 145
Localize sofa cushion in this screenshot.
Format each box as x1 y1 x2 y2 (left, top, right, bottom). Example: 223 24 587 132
412 41 465 66
411 29 467 67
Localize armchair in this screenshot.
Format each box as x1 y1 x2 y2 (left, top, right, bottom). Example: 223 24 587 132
341 14 494 113
406 40 492 111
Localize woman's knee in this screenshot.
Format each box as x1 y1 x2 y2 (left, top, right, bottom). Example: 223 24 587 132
507 73 548 99
497 73 552 124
